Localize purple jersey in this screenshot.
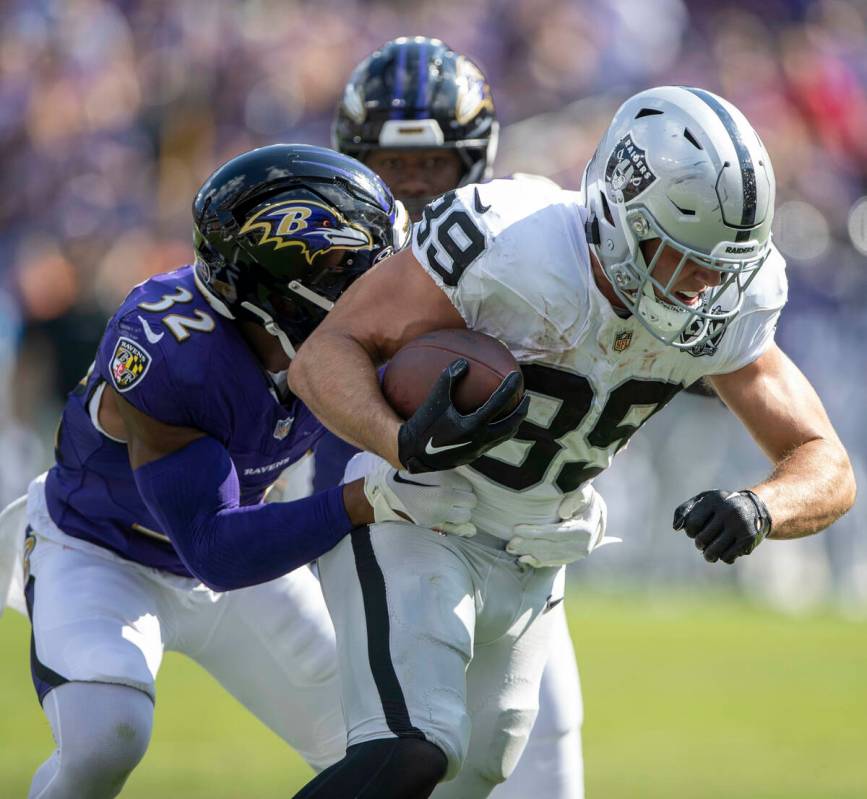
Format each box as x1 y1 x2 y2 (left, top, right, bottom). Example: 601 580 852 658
45 266 325 576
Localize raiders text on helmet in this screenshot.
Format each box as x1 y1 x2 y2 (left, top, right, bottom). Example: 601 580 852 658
333 36 498 187
582 86 775 349
192 143 409 358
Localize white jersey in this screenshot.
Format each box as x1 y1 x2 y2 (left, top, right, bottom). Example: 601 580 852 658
412 179 788 538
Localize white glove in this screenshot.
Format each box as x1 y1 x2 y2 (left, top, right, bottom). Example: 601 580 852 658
506 484 620 567
363 460 477 537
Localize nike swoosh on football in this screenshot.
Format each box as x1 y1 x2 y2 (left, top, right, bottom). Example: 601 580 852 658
424 438 471 455
138 315 164 344
392 473 431 488
474 187 491 214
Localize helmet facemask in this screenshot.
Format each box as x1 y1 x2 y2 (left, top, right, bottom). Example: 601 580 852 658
600 205 770 348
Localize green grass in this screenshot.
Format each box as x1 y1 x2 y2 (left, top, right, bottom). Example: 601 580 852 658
2 591 866 798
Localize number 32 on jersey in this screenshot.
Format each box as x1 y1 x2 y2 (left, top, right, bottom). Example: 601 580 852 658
138 287 215 342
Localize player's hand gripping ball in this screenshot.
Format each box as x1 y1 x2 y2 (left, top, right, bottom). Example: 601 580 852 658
673 489 772 564
386 329 528 473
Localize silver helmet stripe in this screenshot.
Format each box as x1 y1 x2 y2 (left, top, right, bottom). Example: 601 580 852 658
652 86 752 234
685 87 757 239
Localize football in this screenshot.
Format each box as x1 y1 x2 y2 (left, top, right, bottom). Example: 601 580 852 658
382 328 523 419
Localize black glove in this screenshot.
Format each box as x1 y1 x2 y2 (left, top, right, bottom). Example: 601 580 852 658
673 489 772 564
397 359 529 473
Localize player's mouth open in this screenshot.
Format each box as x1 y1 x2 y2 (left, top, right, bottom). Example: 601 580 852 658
675 290 703 307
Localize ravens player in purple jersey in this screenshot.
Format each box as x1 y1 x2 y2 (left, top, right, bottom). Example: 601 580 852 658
8 143 526 798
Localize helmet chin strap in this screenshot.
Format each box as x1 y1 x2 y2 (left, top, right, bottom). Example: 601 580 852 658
240 301 297 360
286 281 334 312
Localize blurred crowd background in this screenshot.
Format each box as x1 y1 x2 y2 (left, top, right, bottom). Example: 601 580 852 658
1 0 865 609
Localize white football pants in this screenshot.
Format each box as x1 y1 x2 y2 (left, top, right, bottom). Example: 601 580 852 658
21 478 346 798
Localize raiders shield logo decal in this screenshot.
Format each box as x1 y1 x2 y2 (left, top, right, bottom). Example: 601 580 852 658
606 133 656 203
110 337 152 392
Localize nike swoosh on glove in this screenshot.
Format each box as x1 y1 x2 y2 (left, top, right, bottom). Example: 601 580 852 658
507 484 619 568
397 359 528 473
363 459 477 536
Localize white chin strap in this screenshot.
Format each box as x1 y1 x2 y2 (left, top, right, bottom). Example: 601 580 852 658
286 281 334 312
240 301 297 360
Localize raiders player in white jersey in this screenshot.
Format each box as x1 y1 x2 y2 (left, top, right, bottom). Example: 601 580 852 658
287 87 855 798
319 36 592 799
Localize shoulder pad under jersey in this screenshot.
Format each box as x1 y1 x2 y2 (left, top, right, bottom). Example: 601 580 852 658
412 180 594 357
704 244 788 373
96 268 222 429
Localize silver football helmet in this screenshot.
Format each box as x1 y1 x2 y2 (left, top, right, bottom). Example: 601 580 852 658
582 86 775 348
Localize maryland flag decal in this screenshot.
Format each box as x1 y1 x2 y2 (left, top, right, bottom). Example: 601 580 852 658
110 337 152 392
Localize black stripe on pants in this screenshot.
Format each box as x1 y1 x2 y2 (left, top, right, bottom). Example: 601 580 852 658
350 526 426 739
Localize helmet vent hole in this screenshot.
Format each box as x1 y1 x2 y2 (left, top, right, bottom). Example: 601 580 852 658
600 192 615 226
683 128 703 150
635 108 664 119
671 200 696 217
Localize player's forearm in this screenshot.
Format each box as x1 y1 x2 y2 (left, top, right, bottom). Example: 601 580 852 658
751 437 856 540
133 437 370 591
290 329 403 468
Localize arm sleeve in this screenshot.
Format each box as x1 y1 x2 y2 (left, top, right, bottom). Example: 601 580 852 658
311 432 361 493
133 437 353 591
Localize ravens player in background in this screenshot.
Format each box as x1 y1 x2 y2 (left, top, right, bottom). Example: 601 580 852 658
273 37 593 799
5 144 519 798
288 86 855 798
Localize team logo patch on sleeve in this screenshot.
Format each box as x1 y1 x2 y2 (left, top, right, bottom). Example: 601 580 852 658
110 337 152 392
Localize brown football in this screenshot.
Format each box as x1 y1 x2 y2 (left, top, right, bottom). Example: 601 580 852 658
382 328 523 419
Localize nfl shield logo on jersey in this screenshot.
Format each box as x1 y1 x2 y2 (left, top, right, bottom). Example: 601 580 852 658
110 337 152 392
613 330 633 352
273 417 294 440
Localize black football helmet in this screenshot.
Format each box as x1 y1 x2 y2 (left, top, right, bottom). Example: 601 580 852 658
192 143 408 357
333 36 498 186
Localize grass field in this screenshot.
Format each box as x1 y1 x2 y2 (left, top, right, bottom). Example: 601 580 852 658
2 590 865 798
